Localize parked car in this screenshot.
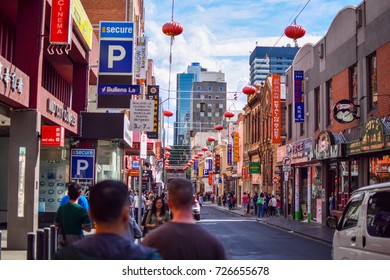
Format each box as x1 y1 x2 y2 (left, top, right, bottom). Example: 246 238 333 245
327 182 390 259
193 197 201 220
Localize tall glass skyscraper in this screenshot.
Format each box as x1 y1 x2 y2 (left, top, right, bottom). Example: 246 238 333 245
249 45 299 85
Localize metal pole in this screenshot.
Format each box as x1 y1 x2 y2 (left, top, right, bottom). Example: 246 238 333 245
0 230 2 260
50 225 57 259
36 229 44 260
137 83 145 225
43 227 50 260
27 232 35 260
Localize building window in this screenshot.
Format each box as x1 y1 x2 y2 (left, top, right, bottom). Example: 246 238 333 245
215 96 219 99
200 112 205 117
207 112 212 117
208 86 212 91
196 103 200 108
368 53 377 110
197 86 201 91
219 104 224 109
200 95 205 99
208 95 212 99
215 112 220 117
288 104 292 140
207 104 212 109
349 64 358 104
315 87 320 131
326 80 333 127
219 86 224 91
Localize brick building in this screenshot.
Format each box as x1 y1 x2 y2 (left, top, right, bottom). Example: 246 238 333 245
284 0 390 224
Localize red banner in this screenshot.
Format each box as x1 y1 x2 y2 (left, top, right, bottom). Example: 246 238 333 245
155 141 161 159
50 0 72 44
208 171 213 185
272 74 281 144
41 126 65 147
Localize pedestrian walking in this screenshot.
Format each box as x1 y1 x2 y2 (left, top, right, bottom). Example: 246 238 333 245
222 193 227 207
241 192 249 216
59 183 89 211
55 182 92 249
142 178 226 260
55 180 160 260
256 193 264 218
124 216 143 243
268 195 277 217
145 197 170 233
253 192 258 215
134 190 146 224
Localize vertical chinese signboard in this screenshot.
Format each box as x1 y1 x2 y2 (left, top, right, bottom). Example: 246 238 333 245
214 155 221 174
147 85 159 139
294 70 304 123
272 74 281 143
227 144 233 166
233 132 239 162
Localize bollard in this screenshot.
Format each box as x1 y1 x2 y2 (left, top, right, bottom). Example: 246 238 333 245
0 230 2 260
43 227 50 260
27 232 36 260
50 225 57 259
36 229 44 260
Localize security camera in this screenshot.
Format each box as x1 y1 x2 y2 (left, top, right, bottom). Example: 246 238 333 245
71 140 80 146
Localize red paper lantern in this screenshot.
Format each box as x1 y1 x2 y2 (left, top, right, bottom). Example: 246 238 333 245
163 110 174 117
162 21 183 37
208 136 216 142
164 166 169 170
284 24 306 40
242 85 256 95
214 124 224 131
197 152 203 157
224 111 235 118
194 155 199 159
201 147 208 152
164 152 171 158
188 159 193 163
164 146 172 151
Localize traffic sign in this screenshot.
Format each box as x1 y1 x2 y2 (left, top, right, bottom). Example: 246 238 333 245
282 156 292 166
130 100 155 131
71 149 95 179
283 165 292 172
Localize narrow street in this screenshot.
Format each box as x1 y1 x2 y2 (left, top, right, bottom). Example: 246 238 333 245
197 205 332 260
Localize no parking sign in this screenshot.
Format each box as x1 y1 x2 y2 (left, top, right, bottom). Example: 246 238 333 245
71 149 95 179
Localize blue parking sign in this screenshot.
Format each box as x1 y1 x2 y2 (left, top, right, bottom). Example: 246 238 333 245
99 40 133 74
71 149 95 180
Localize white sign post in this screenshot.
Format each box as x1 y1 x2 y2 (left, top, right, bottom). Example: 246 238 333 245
130 100 155 131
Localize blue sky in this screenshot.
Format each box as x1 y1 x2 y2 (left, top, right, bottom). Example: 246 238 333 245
144 0 362 141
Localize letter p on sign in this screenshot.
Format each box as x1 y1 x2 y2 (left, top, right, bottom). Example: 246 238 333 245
76 159 89 176
108 45 126 68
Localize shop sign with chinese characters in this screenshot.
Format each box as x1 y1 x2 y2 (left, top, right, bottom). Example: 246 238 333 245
361 118 385 151
294 70 304 123
41 126 65 147
0 60 25 95
233 132 239 162
271 74 281 143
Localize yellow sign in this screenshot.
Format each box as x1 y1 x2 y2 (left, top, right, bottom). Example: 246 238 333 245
72 0 93 49
233 132 239 162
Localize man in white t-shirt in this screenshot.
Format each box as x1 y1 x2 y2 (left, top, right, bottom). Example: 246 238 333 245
134 191 146 224
268 195 277 217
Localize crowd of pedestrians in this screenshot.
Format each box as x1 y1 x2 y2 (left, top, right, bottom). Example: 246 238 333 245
54 178 226 260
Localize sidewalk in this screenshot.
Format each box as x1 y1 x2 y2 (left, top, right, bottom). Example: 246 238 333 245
207 202 334 244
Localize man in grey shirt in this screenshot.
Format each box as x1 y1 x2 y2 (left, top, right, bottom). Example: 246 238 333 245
142 178 226 260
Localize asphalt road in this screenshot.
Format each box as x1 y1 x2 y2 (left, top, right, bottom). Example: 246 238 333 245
197 205 332 260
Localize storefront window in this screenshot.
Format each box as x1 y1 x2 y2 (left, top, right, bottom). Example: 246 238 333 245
311 166 323 222
370 155 390 184
96 140 123 182
39 146 69 213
